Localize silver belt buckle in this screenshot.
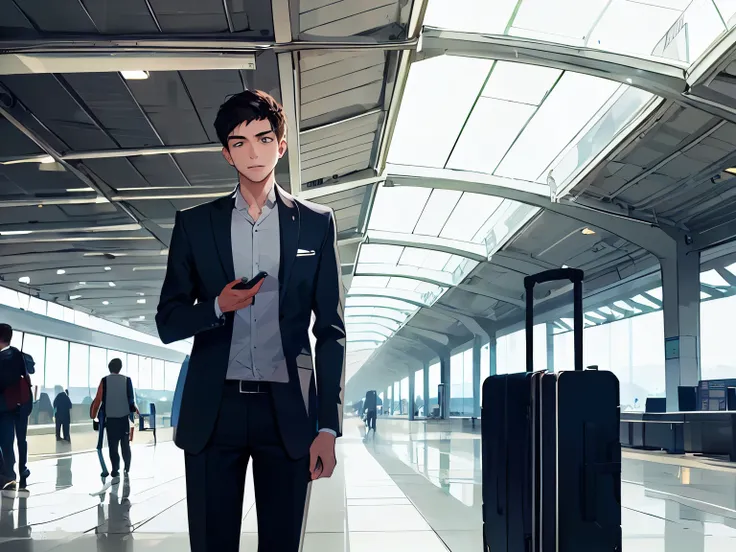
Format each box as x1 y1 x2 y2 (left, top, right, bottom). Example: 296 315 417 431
239 380 260 394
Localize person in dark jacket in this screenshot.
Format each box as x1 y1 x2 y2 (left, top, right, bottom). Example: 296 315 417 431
0 323 35 491
362 390 378 432
53 386 73 442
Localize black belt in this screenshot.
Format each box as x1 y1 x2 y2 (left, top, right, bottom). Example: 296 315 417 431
224 380 271 394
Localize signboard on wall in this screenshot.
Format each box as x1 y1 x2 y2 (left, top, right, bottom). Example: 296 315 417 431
664 337 680 360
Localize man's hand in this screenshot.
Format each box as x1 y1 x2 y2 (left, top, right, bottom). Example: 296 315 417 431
217 278 265 314
309 431 336 480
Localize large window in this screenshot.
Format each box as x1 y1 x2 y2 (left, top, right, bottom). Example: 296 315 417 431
45 338 69 391
22 334 46 389
554 311 665 410
164 361 180 392
450 349 474 416
89 347 108 388
497 324 547 374
414 368 425 416
399 376 409 416
701 294 736 381
152 359 165 391
393 381 400 415
127 354 140 389
139 357 152 390
68 343 90 401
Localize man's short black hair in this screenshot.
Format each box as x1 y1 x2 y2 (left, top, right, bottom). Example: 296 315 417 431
214 89 286 147
0 323 11 345
108 358 123 374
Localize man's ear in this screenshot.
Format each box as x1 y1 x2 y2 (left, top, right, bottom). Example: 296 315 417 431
278 138 287 159
222 146 234 166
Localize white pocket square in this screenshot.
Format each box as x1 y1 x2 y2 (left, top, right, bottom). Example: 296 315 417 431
296 249 316 257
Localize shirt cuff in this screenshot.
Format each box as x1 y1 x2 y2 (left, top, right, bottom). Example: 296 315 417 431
214 297 223 319
319 428 337 437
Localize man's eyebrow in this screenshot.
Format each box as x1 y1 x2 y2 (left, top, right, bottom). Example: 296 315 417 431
227 130 275 141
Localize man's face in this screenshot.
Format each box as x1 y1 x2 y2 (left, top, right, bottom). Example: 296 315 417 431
222 118 286 183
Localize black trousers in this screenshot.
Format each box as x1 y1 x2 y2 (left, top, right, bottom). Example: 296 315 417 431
366 409 377 431
56 416 71 441
185 383 310 552
105 416 131 476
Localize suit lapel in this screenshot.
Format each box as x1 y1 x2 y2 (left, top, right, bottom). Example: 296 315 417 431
211 194 236 283
277 185 300 303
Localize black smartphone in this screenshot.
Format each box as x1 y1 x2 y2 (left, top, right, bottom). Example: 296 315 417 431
233 271 268 290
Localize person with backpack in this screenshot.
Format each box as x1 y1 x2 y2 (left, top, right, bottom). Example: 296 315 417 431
90 358 139 483
0 323 35 492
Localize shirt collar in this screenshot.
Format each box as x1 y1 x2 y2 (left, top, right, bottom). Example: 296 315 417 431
0 345 10 353
234 184 277 211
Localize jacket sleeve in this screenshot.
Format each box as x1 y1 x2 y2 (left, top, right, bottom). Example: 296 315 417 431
127 377 138 412
311 211 346 437
156 210 221 344
90 381 104 420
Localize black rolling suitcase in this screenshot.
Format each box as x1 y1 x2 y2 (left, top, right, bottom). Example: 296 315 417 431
482 268 622 552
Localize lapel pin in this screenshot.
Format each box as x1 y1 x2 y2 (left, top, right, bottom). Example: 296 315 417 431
292 215 295 221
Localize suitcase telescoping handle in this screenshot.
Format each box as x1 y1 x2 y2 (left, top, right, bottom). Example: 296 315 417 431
524 268 584 373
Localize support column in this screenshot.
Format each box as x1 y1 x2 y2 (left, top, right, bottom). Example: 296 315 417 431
440 354 451 419
408 369 416 421
473 335 482 417
423 362 430 418
489 334 497 376
546 322 555 373
660 244 701 412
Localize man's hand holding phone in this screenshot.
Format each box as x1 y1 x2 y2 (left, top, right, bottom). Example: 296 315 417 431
217 273 266 314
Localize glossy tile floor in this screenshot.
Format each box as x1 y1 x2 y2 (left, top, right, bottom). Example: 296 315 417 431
1 418 735 551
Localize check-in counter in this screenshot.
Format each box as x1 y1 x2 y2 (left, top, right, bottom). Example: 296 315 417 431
620 412 736 461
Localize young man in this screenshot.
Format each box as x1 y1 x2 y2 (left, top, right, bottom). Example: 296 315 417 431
0 323 34 492
90 358 138 483
156 90 346 552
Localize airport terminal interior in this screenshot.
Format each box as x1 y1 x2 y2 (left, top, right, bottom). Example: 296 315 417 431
2 0 736 550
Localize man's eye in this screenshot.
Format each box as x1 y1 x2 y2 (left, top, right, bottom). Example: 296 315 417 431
233 141 244 148
261 137 273 143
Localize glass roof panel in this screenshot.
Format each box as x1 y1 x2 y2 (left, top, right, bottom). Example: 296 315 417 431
344 307 408 322
440 193 504 241
496 71 620 182
413 189 463 237
701 269 729 287
482 62 562 105
368 186 431 233
346 296 419 311
351 276 392 288
347 331 389 343
346 324 394 338
358 244 403 265
447 98 536 175
345 316 402 331
424 0 724 64
388 55 493 168
399 248 451 271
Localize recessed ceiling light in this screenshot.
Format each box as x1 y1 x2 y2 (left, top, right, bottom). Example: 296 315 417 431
57 269 66 275
69 294 82 300
561 264 569 269
104 266 112 271
121 70 149 80
39 155 55 164
79 281 86 285
725 168 736 176
137 292 145 296
102 300 110 305
625 78 632 84
18 276 30 284
139 315 146 320
137 298 146 304
581 228 596 235
66 187 95 193
0 230 33 236
108 282 116 287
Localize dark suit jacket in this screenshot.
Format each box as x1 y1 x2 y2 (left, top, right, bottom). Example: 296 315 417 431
156 186 346 459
